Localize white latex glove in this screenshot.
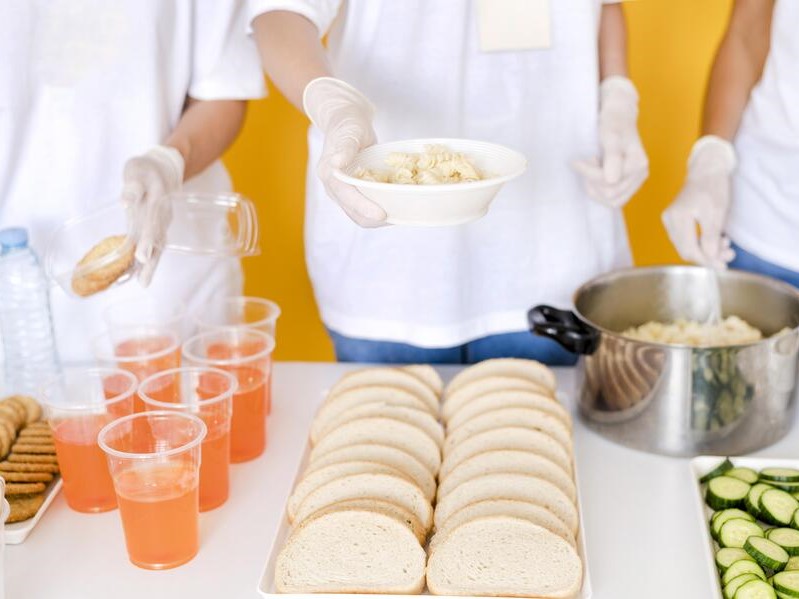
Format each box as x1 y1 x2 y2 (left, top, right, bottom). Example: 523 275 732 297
574 76 649 208
121 145 184 287
662 135 737 270
303 77 387 227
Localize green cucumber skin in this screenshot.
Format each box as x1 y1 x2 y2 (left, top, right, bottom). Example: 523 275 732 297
723 559 768 586
734 579 778 599
767 529 799 557
773 570 799 598
724 574 762 599
708 477 752 511
760 490 799 527
702 458 736 484
718 548 757 573
745 537 790 572
728 468 761 485
761 469 799 484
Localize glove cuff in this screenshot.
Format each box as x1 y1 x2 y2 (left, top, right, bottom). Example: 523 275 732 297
688 135 737 174
303 77 376 131
599 76 639 108
147 145 185 189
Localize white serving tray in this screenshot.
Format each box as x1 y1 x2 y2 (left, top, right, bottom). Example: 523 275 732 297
6 477 62 544
690 455 799 599
257 444 592 599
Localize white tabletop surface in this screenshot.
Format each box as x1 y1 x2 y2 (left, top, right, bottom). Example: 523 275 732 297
6 362 798 598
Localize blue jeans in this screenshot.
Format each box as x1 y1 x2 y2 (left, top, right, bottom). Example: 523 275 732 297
729 243 799 289
327 329 578 366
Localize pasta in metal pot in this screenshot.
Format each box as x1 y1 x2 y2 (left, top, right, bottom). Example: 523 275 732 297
620 316 763 347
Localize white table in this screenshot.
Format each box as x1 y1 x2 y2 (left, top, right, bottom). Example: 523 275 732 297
7 362 798 598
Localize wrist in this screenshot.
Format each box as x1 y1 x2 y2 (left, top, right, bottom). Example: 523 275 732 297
303 77 376 131
148 144 186 187
688 135 737 175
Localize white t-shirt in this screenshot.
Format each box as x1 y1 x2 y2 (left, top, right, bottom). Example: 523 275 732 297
250 0 631 348
0 0 265 362
727 0 799 272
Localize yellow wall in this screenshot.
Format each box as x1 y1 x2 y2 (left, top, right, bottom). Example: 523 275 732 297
223 0 733 362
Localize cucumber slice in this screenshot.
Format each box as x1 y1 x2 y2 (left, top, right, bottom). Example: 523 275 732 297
762 469 799 484
777 592 794 599
773 571 799 597
701 458 736 483
723 559 767 585
709 477 753 510
728 468 761 485
767 529 799 556
734 579 777 599
718 547 757 572
720 519 766 549
771 482 799 493
786 557 799 572
746 536 790 571
748 484 776 518
761 489 799 526
724 574 762 599
714 509 758 540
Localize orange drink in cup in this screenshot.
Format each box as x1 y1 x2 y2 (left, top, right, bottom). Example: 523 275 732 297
182 329 274 463
40 368 137 513
139 367 236 511
98 411 206 570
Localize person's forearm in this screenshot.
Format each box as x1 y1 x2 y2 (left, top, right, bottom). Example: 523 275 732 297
252 10 331 110
598 4 628 80
702 0 773 140
164 99 247 180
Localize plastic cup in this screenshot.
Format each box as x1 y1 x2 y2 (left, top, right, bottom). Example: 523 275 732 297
182 329 274 463
93 327 181 412
139 367 236 512
39 368 137 513
98 411 206 570
103 297 187 341
195 297 281 340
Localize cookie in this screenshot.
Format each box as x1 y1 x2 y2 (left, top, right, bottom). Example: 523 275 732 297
0 461 59 474
0 398 27 428
0 404 23 431
0 425 10 459
71 234 135 297
5 482 47 495
8 395 42 424
11 443 56 455
18 428 53 439
8 454 59 464
0 471 53 483
7 493 45 523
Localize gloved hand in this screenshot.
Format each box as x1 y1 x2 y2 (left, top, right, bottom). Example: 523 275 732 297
574 76 649 208
121 145 184 287
662 135 737 269
303 77 386 227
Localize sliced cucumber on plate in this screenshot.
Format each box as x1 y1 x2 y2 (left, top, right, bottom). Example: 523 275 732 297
761 469 799 484
727 468 761 485
746 536 790 572
717 547 757 573
708 476 752 510
714 509 757 541
723 559 767 586
773 571 799 598
760 489 799 526
720 519 766 549
725 574 764 599
702 458 736 484
735 579 777 599
767 529 799 557
748 484 776 518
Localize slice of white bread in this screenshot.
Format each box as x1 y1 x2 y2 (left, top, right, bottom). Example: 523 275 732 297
437 450 576 503
309 417 441 476
328 368 438 414
429 499 575 552
442 376 554 423
306 443 436 502
446 359 557 396
448 389 571 432
293 472 433 532
402 364 443 397
443 408 572 456
313 387 437 441
304 498 427 544
312 405 444 448
287 461 408 521
439 427 572 480
275 509 426 594
426 516 582 599
433 473 578 533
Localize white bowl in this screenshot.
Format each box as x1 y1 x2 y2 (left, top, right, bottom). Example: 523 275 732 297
334 138 527 226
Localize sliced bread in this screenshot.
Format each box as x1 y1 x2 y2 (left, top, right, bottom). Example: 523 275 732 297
309 417 441 476
437 450 576 502
429 499 576 552
442 376 554 423
275 509 426 594
447 389 572 432
312 404 444 448
402 364 443 397
426 516 582 599
446 359 557 396
443 408 572 455
304 498 427 544
293 472 433 532
305 443 436 501
433 472 578 533
439 427 572 480
328 368 438 414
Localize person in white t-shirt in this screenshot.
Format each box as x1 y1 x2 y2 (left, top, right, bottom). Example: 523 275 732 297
250 0 648 365
663 0 799 288
0 1 265 362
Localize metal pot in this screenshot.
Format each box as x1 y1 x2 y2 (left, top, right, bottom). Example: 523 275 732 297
529 266 799 457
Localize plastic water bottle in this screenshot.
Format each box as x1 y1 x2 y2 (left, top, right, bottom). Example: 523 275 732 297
0 228 60 394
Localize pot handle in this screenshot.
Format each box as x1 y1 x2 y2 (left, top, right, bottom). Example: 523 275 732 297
528 305 600 355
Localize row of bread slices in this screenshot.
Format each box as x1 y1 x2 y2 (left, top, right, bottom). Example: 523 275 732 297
275 359 583 597
427 361 584 599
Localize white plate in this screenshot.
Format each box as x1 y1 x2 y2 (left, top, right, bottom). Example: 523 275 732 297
257 444 592 599
690 455 799 598
5 477 62 544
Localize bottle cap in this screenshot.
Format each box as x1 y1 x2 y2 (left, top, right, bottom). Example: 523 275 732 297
0 227 29 254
